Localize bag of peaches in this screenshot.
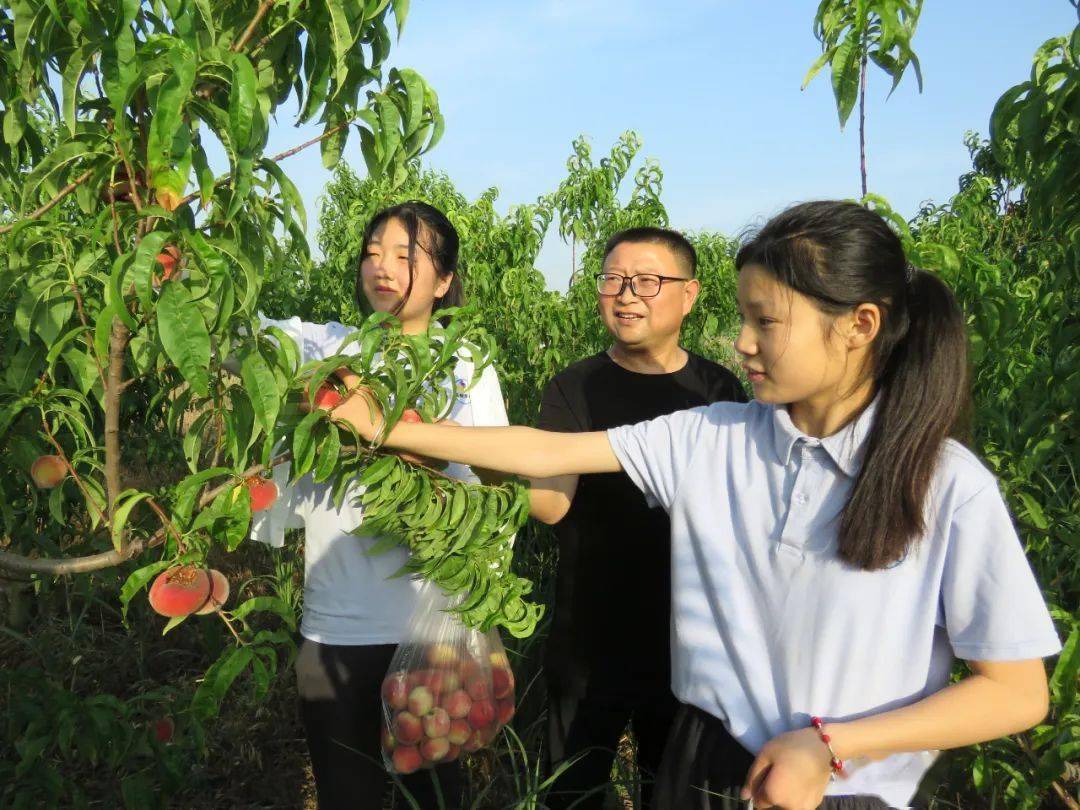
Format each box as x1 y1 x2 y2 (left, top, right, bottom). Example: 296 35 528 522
380 582 516 775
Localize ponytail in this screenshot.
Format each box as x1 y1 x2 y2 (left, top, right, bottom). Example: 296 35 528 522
736 201 972 570
838 268 971 569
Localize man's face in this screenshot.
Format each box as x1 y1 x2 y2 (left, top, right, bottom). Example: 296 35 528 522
596 241 699 351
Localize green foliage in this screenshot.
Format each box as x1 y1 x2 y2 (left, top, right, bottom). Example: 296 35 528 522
0 666 193 809
804 0 924 127
990 27 1080 243
287 310 544 635
0 0 457 726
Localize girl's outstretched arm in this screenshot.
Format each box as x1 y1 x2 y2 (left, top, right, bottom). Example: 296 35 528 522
329 372 621 479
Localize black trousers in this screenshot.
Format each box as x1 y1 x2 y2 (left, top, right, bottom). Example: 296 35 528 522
295 638 465 810
545 687 680 810
653 704 893 810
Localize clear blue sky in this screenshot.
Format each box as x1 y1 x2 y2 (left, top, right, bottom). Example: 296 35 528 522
260 1 1077 289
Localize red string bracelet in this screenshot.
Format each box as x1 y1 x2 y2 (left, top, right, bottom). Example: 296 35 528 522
810 716 845 777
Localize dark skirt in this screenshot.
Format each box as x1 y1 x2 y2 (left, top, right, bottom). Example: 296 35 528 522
652 704 893 810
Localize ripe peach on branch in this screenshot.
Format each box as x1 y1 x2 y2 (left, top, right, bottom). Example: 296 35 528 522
233 476 278 512
30 455 67 489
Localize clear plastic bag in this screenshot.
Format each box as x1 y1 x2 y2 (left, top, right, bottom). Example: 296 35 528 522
381 582 516 774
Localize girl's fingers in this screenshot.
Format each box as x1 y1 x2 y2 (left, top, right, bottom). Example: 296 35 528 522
742 755 772 805
334 366 363 390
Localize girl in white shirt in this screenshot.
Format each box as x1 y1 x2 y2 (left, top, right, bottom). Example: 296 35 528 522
326 201 1060 810
256 202 508 810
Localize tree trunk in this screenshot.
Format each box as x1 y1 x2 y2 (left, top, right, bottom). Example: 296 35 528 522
859 46 869 197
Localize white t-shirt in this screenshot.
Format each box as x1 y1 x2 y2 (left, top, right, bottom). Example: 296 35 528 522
251 316 510 646
607 398 1061 809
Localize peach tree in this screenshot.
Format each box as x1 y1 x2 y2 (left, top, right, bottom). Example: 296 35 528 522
0 1 539 745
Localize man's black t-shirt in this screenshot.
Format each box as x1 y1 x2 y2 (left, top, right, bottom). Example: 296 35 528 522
537 350 746 698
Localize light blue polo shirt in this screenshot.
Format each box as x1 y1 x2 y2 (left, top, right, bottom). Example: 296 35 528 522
608 399 1060 808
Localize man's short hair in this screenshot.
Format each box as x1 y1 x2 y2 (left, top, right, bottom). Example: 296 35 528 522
602 227 697 277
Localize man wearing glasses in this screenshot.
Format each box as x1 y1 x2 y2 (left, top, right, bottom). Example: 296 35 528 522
531 228 746 809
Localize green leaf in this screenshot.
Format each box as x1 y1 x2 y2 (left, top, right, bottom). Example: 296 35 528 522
312 425 341 483
391 0 410 39
325 0 356 88
230 596 297 631
157 280 211 396
110 490 151 552
240 347 281 436
802 49 833 90
320 115 348 169
831 33 861 128
147 42 196 176
291 411 323 478
192 646 254 719
119 559 174 619
173 467 231 527
4 103 26 147
258 158 308 232
1049 625 1078 705
62 43 97 137
229 53 258 152
162 614 187 635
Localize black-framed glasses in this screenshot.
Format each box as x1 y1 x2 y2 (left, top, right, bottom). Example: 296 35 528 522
595 272 690 298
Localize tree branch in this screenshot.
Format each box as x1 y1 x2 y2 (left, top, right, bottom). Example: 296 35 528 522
232 0 276 53
0 540 146 576
0 169 95 236
104 317 130 527
0 452 293 575
175 119 352 209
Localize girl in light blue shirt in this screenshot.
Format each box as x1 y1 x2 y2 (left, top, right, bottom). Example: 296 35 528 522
330 201 1060 809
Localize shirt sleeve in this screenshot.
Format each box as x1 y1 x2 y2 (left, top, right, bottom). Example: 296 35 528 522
940 484 1061 660
249 314 309 546
536 375 584 433
606 406 710 511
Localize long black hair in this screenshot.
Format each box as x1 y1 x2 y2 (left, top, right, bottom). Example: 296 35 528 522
355 201 463 318
736 200 971 570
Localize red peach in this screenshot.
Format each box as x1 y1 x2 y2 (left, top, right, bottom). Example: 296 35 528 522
312 381 344 410
461 729 486 752
458 660 481 681
423 707 450 739
426 669 460 696
408 685 434 717
392 711 423 745
467 699 495 730
441 689 471 720
492 667 514 700
392 745 423 774
194 569 230 614
445 743 461 761
148 566 212 617
489 650 510 668
245 477 278 512
495 698 515 726
152 716 174 744
382 673 410 711
447 718 471 745
427 643 459 669
465 675 492 702
155 245 182 285
420 736 450 763
407 669 433 689
30 455 67 489
396 409 433 465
